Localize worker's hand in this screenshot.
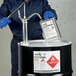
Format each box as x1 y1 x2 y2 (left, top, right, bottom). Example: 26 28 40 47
43 11 55 20
0 17 11 28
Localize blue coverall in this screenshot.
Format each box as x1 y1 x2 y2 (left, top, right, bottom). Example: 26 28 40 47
0 0 57 76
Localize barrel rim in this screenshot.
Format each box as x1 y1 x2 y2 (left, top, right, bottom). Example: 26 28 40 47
18 40 72 47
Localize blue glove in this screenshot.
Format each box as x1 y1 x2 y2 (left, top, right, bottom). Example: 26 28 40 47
0 17 11 28
43 11 55 20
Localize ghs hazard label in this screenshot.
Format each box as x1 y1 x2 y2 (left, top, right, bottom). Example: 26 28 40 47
33 51 61 73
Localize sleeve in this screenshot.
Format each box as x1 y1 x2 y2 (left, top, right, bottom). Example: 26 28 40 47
42 0 57 19
0 0 9 19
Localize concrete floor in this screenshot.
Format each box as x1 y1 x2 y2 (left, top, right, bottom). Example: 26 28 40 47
0 0 76 76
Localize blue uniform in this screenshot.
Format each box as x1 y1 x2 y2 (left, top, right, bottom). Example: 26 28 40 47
0 0 57 76
0 0 57 39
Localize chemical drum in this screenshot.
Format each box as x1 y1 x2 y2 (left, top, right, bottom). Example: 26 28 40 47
18 40 73 76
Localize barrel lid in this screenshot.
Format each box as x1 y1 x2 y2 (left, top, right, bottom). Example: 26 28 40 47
18 40 72 47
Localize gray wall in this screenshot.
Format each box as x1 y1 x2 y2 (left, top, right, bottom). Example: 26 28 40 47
0 1 12 76
48 0 76 76
0 0 76 76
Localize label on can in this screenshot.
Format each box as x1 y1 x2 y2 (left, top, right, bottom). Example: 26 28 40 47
33 51 60 73
41 19 58 40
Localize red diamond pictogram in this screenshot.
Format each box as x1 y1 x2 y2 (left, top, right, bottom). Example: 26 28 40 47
47 55 59 68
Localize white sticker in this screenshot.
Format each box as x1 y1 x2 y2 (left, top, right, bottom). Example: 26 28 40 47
33 51 60 73
41 20 58 39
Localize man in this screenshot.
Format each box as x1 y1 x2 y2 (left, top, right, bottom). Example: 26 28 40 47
0 0 57 76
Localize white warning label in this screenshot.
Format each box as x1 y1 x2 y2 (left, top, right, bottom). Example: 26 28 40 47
33 51 60 73
41 19 58 39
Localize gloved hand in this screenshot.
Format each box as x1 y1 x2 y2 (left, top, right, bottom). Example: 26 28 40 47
43 11 55 20
0 17 11 28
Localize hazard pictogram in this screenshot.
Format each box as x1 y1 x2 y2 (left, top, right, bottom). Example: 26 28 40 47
47 55 59 68
41 59 45 62
51 25 54 30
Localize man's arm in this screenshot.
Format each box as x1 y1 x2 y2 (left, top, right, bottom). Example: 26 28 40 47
0 0 9 18
42 0 52 12
0 0 11 28
42 0 57 20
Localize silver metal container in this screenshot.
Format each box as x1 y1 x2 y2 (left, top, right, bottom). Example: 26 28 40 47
18 40 72 76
